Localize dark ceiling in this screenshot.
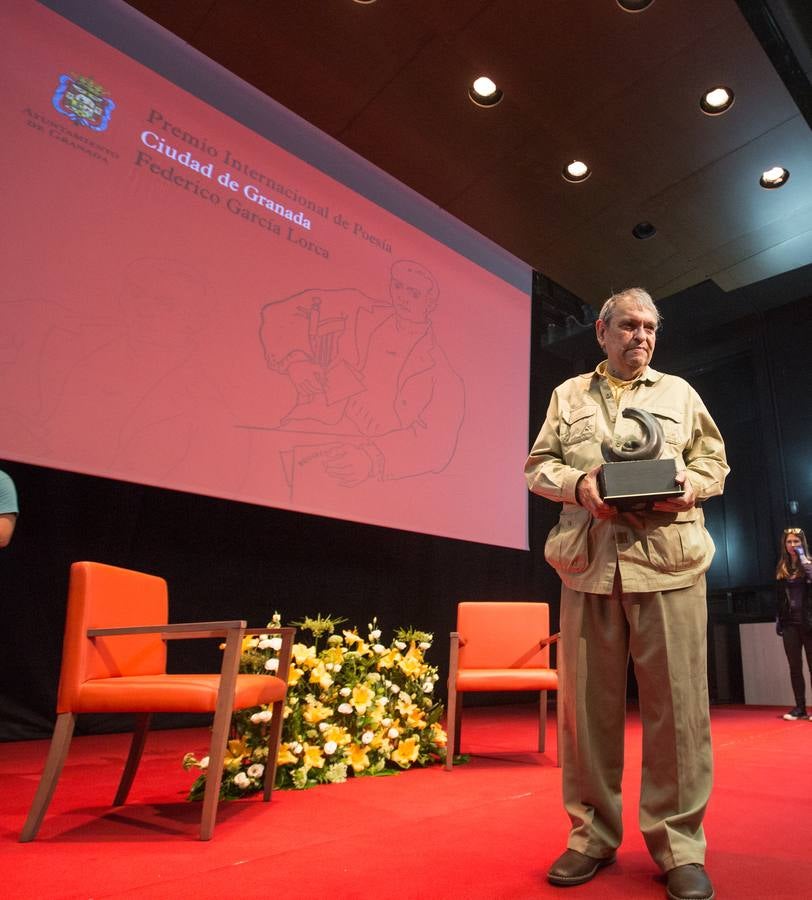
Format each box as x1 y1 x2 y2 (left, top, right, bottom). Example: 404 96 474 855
122 0 811 311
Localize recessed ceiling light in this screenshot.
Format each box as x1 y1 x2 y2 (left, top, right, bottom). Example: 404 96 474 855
562 160 591 183
352 0 377 4
700 86 735 115
617 0 656 12
468 76 503 107
760 166 790 189
632 222 657 240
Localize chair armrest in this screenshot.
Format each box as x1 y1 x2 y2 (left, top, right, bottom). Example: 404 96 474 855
88 620 247 640
450 631 467 648
539 632 560 649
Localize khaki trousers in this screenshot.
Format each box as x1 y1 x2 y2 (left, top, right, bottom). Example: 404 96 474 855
559 573 712 872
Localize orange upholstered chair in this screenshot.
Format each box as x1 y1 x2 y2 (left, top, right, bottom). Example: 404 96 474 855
20 561 293 842
445 601 559 770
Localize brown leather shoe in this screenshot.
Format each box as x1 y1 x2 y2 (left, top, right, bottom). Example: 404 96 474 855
665 864 715 900
547 849 616 886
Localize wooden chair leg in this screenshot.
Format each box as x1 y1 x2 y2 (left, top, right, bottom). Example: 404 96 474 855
113 713 151 806
199 626 243 841
262 698 284 802
445 632 462 771
444 683 458 771
454 694 463 754
538 690 547 753
20 713 76 842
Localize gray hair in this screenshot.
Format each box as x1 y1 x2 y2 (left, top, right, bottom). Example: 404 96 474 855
598 287 661 328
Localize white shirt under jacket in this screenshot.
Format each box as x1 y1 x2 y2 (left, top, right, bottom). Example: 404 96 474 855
525 365 729 594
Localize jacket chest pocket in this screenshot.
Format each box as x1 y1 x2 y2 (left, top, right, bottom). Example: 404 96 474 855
648 406 684 447
561 405 597 446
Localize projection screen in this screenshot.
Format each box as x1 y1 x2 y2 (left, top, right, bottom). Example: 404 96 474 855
1 0 532 549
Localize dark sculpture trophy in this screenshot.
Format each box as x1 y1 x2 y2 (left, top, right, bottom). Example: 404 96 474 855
598 408 684 510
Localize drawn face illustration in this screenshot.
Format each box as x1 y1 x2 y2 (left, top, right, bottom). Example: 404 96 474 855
389 264 437 324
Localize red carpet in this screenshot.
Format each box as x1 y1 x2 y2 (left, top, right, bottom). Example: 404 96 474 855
1 704 810 899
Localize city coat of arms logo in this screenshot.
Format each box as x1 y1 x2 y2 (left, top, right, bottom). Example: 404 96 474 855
52 73 115 131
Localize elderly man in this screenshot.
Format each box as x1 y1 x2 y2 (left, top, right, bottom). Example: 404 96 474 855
525 288 728 900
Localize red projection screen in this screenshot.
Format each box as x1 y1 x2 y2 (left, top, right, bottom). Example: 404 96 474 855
1 0 532 548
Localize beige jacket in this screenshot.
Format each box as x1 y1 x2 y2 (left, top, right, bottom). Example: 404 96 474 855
525 366 729 593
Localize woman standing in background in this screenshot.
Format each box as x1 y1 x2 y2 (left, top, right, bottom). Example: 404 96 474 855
775 527 812 721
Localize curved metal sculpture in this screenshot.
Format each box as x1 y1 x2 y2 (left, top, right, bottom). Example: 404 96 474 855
601 407 664 463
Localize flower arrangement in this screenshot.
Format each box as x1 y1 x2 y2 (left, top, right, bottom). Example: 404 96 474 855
183 613 447 797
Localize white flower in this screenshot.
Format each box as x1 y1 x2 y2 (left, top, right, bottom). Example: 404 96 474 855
376 697 388 707
419 640 432 650
292 742 303 754
233 771 251 789
387 727 399 739
400 692 411 702
361 731 374 745
372 643 386 654
268 636 283 651
247 764 265 779
264 658 280 672
370 629 382 641
326 662 335 671
394 640 407 650
340 687 352 697
257 638 274 649
325 762 348 784
198 756 210 769
368 672 381 683
381 717 392 727
422 680 434 693
324 740 338 755
250 709 273 724
389 684 400 694
384 679 392 688
319 722 329 732
338 703 353 714
334 664 342 672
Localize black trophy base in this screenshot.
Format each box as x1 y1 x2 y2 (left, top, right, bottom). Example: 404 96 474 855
598 458 683 510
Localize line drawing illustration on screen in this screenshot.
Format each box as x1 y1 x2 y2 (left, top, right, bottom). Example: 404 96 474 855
253 259 466 498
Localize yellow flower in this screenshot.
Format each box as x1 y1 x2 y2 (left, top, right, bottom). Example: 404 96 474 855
351 683 374 714
391 737 420 767
302 701 333 724
342 629 361 645
323 645 345 665
309 661 333 689
397 643 425 677
277 743 298 766
323 724 351 746
400 702 427 730
376 648 401 670
292 643 317 667
226 738 248 760
302 743 326 771
288 666 304 686
347 743 371 773
431 723 448 747
223 738 249 773
367 704 386 724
